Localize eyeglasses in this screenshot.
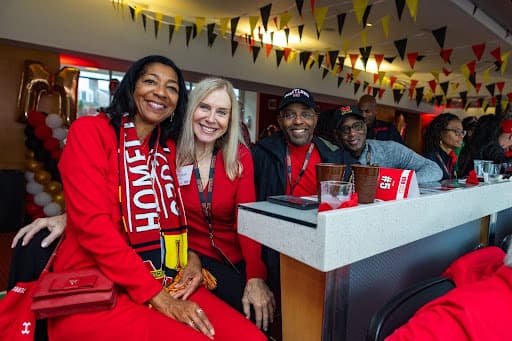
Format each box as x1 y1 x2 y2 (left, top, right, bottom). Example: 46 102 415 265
281 111 316 120
337 121 366 135
444 129 467 137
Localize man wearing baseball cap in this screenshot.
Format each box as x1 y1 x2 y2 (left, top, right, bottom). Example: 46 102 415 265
251 88 345 340
333 104 442 183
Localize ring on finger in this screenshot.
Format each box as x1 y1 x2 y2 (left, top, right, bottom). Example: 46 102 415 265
196 308 203 314
188 320 195 328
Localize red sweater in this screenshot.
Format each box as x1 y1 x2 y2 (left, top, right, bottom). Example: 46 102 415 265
180 145 267 280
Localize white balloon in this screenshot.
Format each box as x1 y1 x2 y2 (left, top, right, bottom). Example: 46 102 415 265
34 192 52 207
25 171 35 182
45 114 63 129
52 127 68 141
26 181 44 195
43 202 62 217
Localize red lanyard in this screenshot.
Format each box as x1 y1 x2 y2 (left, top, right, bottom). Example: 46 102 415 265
436 152 457 179
286 143 314 194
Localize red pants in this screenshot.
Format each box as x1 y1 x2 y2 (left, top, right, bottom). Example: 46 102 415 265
48 287 265 340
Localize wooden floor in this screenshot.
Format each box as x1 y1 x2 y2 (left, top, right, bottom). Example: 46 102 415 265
0 232 15 291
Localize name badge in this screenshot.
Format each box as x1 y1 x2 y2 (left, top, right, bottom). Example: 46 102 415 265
177 165 193 186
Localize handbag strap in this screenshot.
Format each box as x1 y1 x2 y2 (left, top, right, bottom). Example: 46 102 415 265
40 234 65 275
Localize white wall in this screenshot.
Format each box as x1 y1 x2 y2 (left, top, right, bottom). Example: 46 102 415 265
1 0 433 112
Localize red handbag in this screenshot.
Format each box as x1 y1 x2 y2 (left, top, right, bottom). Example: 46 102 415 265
29 235 118 319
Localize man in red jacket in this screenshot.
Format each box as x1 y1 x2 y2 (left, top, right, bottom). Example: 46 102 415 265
386 245 512 340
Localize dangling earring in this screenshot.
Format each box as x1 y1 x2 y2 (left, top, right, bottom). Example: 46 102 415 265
169 112 174 123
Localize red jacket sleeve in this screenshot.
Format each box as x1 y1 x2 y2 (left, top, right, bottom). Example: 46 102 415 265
236 145 267 281
59 116 162 304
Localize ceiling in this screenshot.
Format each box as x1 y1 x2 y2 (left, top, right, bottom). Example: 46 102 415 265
127 0 512 105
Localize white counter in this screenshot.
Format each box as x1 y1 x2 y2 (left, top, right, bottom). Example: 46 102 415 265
238 181 512 272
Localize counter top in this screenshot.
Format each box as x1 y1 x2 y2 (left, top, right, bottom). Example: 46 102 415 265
238 181 512 272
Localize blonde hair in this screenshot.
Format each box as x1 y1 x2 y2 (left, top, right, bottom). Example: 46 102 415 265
176 77 243 180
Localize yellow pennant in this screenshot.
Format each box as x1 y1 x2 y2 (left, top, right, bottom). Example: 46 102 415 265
249 16 259 34
306 56 315 70
431 70 440 82
353 0 369 25
381 15 390 39
424 89 433 102
175 16 182 32
220 18 229 37
378 71 386 85
502 100 509 110
134 7 142 20
459 64 470 79
352 68 362 79
343 39 350 56
403 70 415 78
279 12 293 30
288 50 297 63
406 0 418 21
483 69 490 83
195 17 205 35
481 99 489 112
501 52 510 75
314 6 329 33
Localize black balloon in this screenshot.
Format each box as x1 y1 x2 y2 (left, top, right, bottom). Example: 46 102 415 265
24 125 35 138
25 137 43 151
34 148 51 162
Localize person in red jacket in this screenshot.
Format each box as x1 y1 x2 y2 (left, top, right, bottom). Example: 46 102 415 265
14 55 265 341
176 78 275 331
386 245 512 340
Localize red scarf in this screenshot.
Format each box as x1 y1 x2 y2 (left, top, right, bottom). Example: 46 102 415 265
118 116 187 283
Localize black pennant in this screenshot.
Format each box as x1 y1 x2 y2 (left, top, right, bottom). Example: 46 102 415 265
129 6 135 21
337 13 346 35
359 46 372 70
328 50 339 70
322 68 329 79
363 81 369 91
415 87 424 107
185 26 193 46
395 0 406 20
142 13 147 31
318 54 324 69
354 82 361 95
393 89 404 104
384 56 396 64
168 24 175 44
284 28 290 45
337 76 344 87
300 51 312 69
231 17 240 40
276 49 284 67
231 40 239 56
260 4 272 31
372 87 380 98
459 91 468 108
362 5 372 28
252 46 261 63
440 81 449 95
337 56 345 72
154 19 160 38
394 38 407 60
207 23 217 47
486 83 496 96
192 24 198 39
298 24 304 41
417 55 426 61
435 95 444 106
432 26 447 49
295 0 304 16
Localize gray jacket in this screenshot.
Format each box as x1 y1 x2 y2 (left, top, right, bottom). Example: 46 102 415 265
353 140 443 183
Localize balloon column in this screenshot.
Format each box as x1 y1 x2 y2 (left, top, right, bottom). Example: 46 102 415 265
24 111 68 219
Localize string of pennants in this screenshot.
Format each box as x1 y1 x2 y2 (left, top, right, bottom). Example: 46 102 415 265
111 0 512 110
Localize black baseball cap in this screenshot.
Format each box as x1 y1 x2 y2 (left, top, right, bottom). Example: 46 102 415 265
279 88 317 111
335 104 364 127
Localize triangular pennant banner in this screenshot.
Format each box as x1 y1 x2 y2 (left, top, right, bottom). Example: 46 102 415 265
407 52 418 69
364 80 370 90
440 48 453 64
192 24 198 39
393 88 404 103
379 88 385 99
252 46 261 63
154 13 162 38
322 68 329 79
394 38 407 60
168 24 175 44
129 6 135 21
472 43 485 61
276 49 284 67
318 54 324 69
141 13 147 31
372 87 379 98
298 24 304 41
440 81 449 95
337 76 344 87
406 0 419 21
337 13 346 35
283 48 291 61
431 26 447 48
431 71 440 82
337 56 345 72
265 43 273 57
486 83 495 96
359 46 372 70
284 28 290 45
249 16 259 33
459 90 468 108
260 4 272 31
231 40 239 56
435 95 444 106
174 16 182 32
415 87 424 106
374 54 384 71
353 0 369 25
231 17 240 39
279 11 293 30
475 83 482 94
328 50 339 70
410 79 418 89
381 15 390 39
300 51 312 69
195 17 205 36
354 81 362 95
442 67 452 76
403 70 415 78
367 86 372 95
428 79 437 93
296 0 304 16
185 26 193 46
314 6 329 38
467 60 476 75
352 69 362 79
219 18 229 37
490 47 502 62
395 0 406 20
390 76 397 88
349 53 359 69
207 23 217 47
384 56 396 64
497 81 505 93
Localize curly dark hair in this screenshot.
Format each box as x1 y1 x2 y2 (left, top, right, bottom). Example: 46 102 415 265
423 113 460 153
105 55 188 144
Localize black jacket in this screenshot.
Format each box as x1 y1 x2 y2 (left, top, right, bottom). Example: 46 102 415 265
368 119 404 144
251 131 345 201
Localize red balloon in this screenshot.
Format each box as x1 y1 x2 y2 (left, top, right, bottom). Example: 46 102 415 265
25 194 34 203
26 201 42 216
43 137 60 152
27 111 46 127
35 125 53 140
51 150 62 160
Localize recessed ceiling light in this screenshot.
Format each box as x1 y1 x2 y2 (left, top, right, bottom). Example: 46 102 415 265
366 23 373 27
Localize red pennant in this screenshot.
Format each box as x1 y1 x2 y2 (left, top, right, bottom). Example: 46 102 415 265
349 53 359 69
507 92 512 102
407 52 418 69
373 73 379 84
428 79 437 93
367 86 372 95
283 48 291 61
440 48 453 63
390 76 397 88
472 43 485 61
475 83 482 94
310 0 316 14
408 88 415 98
490 47 502 62
378 88 385 99
490 96 497 107
410 79 418 89
497 81 505 93
466 60 476 74
265 43 273 57
374 54 384 71
442 67 452 76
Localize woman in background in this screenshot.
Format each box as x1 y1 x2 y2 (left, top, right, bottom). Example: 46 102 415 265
423 113 464 180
